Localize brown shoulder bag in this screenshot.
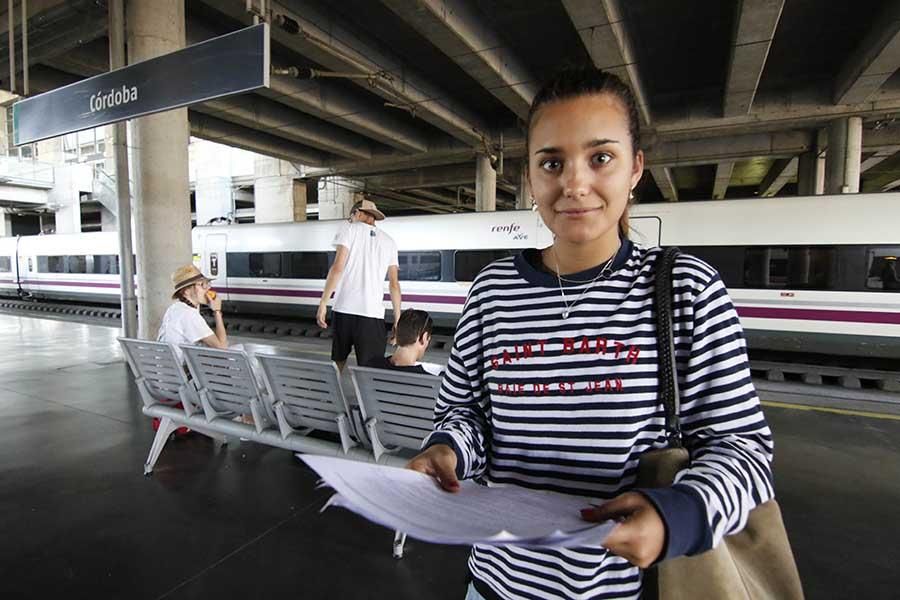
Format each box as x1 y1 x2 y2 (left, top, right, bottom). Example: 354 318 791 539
638 247 804 600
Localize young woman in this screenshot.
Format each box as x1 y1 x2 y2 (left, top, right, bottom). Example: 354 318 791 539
408 67 774 600
157 264 228 361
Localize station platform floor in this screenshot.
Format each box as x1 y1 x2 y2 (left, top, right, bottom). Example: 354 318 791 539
1 313 898 599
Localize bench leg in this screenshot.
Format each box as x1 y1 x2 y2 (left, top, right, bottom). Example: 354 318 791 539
144 417 177 475
392 530 407 559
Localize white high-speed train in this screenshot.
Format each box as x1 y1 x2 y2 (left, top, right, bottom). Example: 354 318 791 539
1 193 898 358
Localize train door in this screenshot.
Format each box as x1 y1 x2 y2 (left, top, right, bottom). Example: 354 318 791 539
205 234 227 301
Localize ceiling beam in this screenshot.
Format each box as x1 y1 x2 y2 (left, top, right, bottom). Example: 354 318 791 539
655 90 900 142
758 156 797 196
883 177 900 191
380 0 538 120
861 149 900 192
309 129 818 175
0 0 107 85
647 130 811 168
408 188 466 207
188 112 329 167
195 96 374 160
712 162 735 199
649 167 678 202
204 0 486 145
834 1 900 105
723 0 784 116
861 146 900 173
184 19 433 155
363 163 474 190
263 74 430 154
562 0 652 126
364 188 458 214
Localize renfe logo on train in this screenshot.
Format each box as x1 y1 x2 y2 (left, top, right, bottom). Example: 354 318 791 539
491 222 528 240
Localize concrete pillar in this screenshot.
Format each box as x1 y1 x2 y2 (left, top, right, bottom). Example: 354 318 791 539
515 165 530 210
0 212 11 236
195 176 233 225
128 0 191 339
475 154 496 212
317 177 359 220
253 157 306 223
48 164 91 234
797 151 825 196
825 117 863 194
254 177 307 223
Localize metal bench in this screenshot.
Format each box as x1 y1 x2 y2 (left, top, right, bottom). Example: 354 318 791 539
172 344 385 463
180 345 272 435
350 365 443 558
119 338 424 558
350 366 442 462
118 338 227 474
255 354 359 454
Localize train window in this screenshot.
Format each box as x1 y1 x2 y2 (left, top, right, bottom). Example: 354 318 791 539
67 255 87 274
866 247 900 292
744 246 835 289
283 252 330 279
38 256 65 273
454 249 517 282
399 251 442 281
249 253 282 278
227 253 250 277
0 256 10 272
92 255 119 275
226 252 283 278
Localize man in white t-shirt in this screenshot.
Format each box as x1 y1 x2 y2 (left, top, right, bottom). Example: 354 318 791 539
317 199 401 371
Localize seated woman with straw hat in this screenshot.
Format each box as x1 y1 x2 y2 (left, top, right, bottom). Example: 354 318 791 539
157 264 227 362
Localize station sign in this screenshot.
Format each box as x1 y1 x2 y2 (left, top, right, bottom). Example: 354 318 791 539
12 23 269 145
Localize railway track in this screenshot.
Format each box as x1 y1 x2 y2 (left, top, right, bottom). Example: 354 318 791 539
2 297 898 397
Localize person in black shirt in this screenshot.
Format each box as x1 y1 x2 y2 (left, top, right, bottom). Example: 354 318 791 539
882 258 899 291
366 308 434 375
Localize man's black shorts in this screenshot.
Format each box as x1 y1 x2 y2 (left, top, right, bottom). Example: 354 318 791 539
330 311 387 365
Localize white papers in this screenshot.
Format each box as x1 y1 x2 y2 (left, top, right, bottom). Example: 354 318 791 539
301 455 615 548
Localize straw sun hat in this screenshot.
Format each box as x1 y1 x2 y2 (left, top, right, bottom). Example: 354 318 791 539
171 264 213 299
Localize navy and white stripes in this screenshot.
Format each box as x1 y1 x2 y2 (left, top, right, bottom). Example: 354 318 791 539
424 241 774 600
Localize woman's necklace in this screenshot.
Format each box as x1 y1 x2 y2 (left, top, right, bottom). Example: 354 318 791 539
551 243 619 319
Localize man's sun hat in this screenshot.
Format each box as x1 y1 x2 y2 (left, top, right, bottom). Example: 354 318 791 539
357 198 386 221
171 264 213 299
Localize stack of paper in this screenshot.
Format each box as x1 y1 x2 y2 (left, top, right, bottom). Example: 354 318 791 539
301 455 615 548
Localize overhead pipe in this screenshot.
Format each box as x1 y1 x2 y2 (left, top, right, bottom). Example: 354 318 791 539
109 0 137 338
7 0 14 94
21 0 27 95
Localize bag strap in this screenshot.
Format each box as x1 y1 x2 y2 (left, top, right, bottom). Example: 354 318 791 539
654 247 683 449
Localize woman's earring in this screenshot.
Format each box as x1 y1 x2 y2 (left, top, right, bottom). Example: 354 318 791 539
629 189 634 201
531 197 538 212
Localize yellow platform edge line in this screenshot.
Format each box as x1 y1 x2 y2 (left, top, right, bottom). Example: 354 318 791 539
761 400 900 421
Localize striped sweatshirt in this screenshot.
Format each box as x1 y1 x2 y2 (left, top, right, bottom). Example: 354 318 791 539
423 240 774 600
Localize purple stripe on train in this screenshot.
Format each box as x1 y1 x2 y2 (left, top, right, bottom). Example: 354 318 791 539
736 306 900 325
218 286 468 306
4 280 899 325
17 279 121 289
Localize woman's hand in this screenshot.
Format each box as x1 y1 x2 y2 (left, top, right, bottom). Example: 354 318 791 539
581 492 666 568
209 294 222 312
316 304 328 329
406 444 459 492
